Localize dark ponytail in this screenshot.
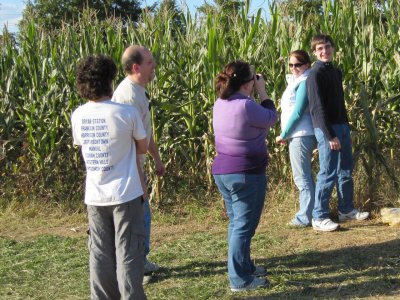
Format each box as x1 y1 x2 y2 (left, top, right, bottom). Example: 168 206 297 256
215 60 253 99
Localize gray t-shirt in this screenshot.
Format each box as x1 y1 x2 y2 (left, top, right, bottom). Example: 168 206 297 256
112 77 151 169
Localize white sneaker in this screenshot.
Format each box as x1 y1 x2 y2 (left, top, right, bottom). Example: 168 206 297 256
231 277 269 292
339 209 369 221
144 260 161 274
142 274 152 285
287 219 309 228
312 218 340 232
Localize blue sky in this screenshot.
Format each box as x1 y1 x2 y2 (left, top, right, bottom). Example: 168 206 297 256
0 0 270 33
0 0 25 32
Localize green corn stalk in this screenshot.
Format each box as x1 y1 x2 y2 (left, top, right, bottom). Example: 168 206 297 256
0 0 399 205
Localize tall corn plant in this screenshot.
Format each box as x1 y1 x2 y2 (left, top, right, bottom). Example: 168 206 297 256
1 0 399 206
0 12 129 201
0 30 23 170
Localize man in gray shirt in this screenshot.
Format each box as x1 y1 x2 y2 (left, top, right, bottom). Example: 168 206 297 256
113 45 166 278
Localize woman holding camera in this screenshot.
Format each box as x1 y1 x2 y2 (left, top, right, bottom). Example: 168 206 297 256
276 50 317 227
212 60 277 292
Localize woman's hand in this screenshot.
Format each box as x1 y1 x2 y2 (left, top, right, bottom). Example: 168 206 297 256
254 74 269 100
276 136 287 145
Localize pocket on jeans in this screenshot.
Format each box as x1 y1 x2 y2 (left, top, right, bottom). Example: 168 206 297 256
225 173 246 188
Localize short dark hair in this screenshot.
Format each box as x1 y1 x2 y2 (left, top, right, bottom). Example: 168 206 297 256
311 34 335 51
215 60 253 99
290 49 311 65
122 46 144 75
76 55 117 101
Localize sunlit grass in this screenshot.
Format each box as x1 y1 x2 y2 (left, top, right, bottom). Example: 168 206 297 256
1 197 399 300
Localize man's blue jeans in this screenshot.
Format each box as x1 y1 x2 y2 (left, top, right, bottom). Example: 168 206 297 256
313 124 354 220
142 173 151 262
288 135 317 225
143 198 151 261
213 173 267 288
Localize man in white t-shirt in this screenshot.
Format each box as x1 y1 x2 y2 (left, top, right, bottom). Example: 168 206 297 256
112 45 166 278
72 55 148 299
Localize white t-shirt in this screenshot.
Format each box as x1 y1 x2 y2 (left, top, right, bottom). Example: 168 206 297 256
71 100 147 206
112 77 151 169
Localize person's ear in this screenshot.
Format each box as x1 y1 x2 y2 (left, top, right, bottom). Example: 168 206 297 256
244 80 253 91
132 63 140 73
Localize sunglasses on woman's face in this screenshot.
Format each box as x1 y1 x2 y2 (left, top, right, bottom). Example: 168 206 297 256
289 63 305 68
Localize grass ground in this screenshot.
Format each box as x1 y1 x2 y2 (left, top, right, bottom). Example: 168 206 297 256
0 191 399 300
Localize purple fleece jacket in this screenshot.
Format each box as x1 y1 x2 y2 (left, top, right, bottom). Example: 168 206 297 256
212 92 278 174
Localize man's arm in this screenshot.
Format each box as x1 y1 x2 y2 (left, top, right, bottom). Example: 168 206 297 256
135 137 148 198
307 72 340 150
136 154 148 200
148 136 166 176
136 137 148 154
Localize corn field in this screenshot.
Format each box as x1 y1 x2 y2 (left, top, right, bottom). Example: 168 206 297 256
0 0 399 206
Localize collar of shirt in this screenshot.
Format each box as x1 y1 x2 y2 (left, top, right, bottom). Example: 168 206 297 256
316 60 333 67
145 91 152 111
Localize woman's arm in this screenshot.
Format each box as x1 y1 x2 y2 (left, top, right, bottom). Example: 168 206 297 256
245 99 278 128
246 73 278 128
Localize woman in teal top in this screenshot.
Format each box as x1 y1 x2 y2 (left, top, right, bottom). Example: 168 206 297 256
276 50 317 227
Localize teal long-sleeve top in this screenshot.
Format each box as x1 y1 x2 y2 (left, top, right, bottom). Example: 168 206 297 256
280 81 309 139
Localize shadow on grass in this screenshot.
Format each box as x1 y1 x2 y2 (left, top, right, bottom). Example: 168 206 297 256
148 260 227 283
239 238 400 299
150 238 399 299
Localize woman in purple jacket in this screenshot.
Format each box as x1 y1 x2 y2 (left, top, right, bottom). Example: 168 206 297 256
212 61 278 292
